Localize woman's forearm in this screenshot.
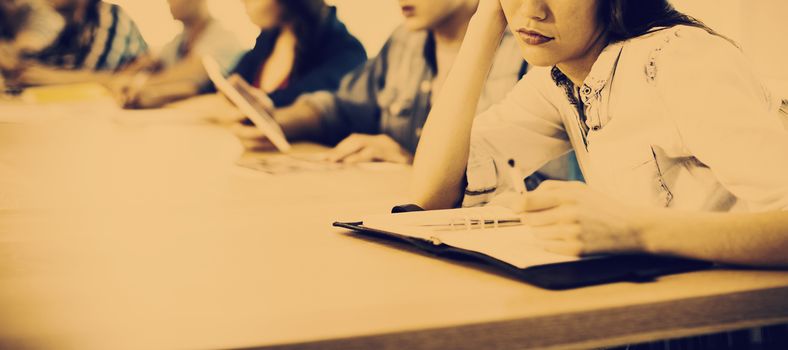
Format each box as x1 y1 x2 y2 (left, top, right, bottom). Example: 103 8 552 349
410 10 507 210
640 209 788 267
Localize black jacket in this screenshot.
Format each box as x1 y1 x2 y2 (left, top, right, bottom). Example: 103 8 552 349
231 7 367 107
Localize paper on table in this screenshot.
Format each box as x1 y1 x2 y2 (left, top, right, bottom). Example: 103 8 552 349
236 154 347 175
361 206 579 269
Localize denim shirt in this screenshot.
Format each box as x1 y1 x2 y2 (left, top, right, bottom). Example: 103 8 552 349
300 26 527 154
464 26 788 211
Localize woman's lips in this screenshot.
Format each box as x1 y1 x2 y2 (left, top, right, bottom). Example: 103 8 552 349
401 5 415 17
517 29 554 45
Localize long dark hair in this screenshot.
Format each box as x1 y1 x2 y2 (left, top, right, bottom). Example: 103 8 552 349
598 0 726 44
277 0 329 68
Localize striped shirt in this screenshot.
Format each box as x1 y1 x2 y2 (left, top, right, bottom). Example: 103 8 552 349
36 2 147 71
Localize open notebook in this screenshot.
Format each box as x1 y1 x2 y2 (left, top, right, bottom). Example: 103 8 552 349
335 205 711 289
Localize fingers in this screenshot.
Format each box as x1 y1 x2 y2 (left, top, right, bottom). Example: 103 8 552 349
505 184 564 213
241 138 276 151
530 224 584 257
230 124 275 151
524 205 579 227
231 123 266 139
498 192 528 212
521 180 585 212
227 74 242 84
531 224 581 241
327 135 365 163
327 134 413 164
341 147 376 164
539 240 584 257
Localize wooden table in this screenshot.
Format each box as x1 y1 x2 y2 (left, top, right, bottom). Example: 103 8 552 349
1 100 787 350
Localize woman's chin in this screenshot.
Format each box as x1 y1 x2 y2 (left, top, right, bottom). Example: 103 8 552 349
517 47 560 68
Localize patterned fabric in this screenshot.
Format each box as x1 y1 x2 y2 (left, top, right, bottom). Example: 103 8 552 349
36 2 147 71
300 27 526 154
0 0 64 54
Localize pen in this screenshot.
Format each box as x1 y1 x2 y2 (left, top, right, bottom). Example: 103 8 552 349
507 159 527 195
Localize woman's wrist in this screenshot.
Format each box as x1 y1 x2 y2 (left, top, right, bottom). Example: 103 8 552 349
632 207 674 256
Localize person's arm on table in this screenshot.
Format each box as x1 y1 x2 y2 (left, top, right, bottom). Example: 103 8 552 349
14 64 113 86
231 99 323 151
513 181 788 267
234 38 392 153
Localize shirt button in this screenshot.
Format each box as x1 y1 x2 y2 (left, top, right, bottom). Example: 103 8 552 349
420 80 432 94
592 126 601 131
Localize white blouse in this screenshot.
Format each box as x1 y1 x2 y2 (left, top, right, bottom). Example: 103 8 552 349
464 25 788 212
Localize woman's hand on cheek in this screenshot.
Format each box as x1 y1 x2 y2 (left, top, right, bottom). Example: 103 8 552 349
475 0 507 25
506 181 651 257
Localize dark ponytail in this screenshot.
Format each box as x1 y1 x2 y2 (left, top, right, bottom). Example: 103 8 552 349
598 0 728 44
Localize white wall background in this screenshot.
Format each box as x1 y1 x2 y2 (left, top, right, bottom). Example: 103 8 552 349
109 0 788 81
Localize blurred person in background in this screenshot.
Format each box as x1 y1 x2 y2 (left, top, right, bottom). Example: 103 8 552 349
231 0 578 190
111 0 245 109
12 0 147 86
172 0 367 119
0 0 64 90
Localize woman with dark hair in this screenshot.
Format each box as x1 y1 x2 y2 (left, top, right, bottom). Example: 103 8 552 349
411 0 788 267
14 0 147 85
229 0 366 107
173 0 366 120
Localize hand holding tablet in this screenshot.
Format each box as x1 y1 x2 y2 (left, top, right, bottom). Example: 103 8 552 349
202 56 291 152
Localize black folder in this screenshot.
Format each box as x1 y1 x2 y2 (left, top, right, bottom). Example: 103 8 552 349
333 205 711 290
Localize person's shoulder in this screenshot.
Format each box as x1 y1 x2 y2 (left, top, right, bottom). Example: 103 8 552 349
99 1 127 17
321 7 357 41
202 20 241 45
99 1 139 26
622 25 742 84
319 6 365 51
628 25 735 54
376 24 428 58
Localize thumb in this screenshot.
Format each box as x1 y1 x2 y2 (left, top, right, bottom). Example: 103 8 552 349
522 187 563 212
492 192 528 213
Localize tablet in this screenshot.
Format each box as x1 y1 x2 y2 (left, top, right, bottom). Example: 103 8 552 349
202 56 291 152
